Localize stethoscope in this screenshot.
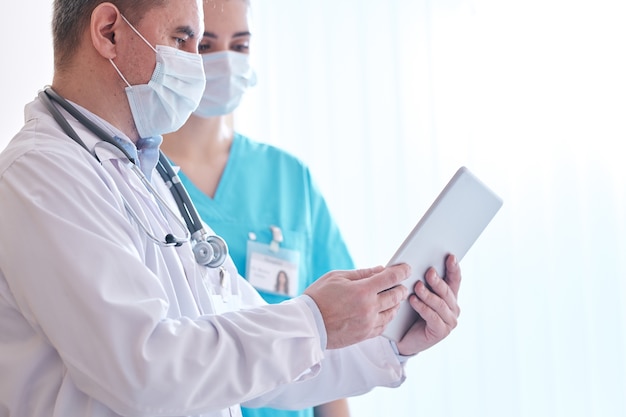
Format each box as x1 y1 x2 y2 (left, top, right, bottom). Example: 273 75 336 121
39 87 228 268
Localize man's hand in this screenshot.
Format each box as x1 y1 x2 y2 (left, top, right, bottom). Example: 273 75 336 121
304 264 410 349
396 254 462 356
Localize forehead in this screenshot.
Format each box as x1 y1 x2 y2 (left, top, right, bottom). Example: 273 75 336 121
140 0 204 35
203 0 250 32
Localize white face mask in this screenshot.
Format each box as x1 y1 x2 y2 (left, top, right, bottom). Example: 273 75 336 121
193 51 257 118
110 15 206 138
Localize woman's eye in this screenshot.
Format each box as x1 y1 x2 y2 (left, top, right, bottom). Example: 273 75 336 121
233 44 250 53
198 43 212 53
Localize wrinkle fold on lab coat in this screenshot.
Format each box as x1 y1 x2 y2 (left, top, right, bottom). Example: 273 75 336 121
0 97 406 417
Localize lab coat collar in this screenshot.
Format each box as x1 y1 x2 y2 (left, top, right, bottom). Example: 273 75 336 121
52 99 163 180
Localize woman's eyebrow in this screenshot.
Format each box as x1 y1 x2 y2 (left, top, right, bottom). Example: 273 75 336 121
202 31 251 39
232 31 251 38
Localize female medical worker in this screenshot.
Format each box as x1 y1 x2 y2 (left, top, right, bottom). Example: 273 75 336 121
161 1 354 417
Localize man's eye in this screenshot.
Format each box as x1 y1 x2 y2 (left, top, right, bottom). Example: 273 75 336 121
199 43 211 52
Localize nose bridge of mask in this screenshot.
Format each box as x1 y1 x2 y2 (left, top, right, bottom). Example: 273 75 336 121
202 51 256 85
201 51 236 76
154 45 206 89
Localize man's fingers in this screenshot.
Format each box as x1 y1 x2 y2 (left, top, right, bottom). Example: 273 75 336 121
408 292 455 340
444 254 462 296
305 263 412 348
338 264 410 293
415 276 459 328
369 263 411 293
424 267 461 317
373 303 403 335
376 283 408 312
341 265 386 281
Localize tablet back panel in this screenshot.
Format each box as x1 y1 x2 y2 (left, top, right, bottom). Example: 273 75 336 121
382 166 503 342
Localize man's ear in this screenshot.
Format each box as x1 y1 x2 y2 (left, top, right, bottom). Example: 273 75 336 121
90 2 122 59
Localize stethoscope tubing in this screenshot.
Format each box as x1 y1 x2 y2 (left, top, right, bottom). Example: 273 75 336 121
38 86 228 267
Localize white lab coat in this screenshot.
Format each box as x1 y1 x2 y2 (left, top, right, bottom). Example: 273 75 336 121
0 97 406 417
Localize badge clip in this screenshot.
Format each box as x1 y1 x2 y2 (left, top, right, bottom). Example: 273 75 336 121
269 225 283 253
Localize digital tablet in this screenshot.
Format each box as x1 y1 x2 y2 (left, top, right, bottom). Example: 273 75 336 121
382 166 503 342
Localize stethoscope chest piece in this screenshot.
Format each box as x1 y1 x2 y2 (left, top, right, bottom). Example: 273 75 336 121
193 234 229 268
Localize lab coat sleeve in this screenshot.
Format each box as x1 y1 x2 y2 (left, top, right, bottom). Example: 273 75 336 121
243 336 406 410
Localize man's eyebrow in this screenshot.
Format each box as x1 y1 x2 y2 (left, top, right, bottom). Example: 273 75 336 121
176 26 197 38
202 31 252 39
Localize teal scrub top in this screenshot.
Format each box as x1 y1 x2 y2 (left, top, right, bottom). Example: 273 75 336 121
176 133 355 417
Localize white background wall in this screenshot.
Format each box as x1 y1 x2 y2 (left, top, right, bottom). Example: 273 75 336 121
2 1 626 416
1 5 54 146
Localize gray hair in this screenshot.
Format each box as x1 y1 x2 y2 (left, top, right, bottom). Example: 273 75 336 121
52 0 166 70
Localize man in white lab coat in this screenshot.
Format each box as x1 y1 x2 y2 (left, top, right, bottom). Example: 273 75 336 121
0 0 462 416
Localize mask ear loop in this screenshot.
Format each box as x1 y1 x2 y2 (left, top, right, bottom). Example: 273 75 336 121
109 14 159 88
120 14 158 53
109 59 132 88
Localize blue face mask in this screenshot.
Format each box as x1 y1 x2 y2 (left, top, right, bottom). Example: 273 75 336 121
109 15 206 138
193 51 257 118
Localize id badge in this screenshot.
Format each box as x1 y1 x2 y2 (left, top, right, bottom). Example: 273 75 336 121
246 240 300 297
